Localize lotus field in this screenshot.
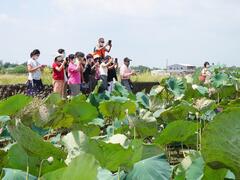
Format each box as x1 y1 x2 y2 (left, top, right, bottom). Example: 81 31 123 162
0 65 240 180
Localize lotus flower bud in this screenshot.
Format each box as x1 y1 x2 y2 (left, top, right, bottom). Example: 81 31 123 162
47 156 54 163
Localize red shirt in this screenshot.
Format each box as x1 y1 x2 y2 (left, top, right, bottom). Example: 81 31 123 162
52 62 64 80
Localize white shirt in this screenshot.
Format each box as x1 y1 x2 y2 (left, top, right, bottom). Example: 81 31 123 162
27 58 41 80
99 62 108 76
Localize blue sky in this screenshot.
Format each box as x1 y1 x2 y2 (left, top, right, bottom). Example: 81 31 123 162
0 0 240 68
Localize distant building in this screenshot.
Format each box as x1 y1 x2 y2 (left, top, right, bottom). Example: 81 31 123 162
151 69 170 76
167 64 196 74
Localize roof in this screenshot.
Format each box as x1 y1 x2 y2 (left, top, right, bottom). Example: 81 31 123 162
168 64 196 67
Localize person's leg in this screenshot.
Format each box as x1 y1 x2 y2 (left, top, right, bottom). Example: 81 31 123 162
70 84 80 96
53 80 61 95
33 79 43 96
27 80 34 96
108 81 113 92
60 80 65 98
121 80 131 92
100 75 107 92
103 75 108 90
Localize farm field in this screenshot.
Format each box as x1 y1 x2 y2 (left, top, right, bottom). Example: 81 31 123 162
0 71 162 85
0 65 240 179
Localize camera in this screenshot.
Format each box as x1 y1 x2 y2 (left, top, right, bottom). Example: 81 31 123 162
108 40 112 45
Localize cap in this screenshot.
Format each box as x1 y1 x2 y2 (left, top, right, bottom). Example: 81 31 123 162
124 57 132 62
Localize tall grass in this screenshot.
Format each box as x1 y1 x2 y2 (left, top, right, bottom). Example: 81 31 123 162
0 70 164 85
0 68 52 85
131 71 165 82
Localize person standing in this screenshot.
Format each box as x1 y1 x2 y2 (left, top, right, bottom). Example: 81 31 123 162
120 57 136 92
27 49 46 96
99 55 112 92
75 52 85 84
107 57 118 92
199 61 211 84
93 38 112 60
68 53 84 96
52 54 66 98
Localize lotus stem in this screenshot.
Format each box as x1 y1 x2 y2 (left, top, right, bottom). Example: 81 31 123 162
38 159 46 180
26 157 29 180
134 126 136 139
118 167 120 180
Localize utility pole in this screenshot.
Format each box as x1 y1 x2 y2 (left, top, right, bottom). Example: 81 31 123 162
166 59 168 72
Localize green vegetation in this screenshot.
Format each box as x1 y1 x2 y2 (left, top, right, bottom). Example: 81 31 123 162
0 65 240 179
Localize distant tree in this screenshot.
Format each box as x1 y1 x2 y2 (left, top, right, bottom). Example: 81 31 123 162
131 65 151 73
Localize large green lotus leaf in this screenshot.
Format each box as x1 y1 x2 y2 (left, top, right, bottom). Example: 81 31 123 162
130 111 158 138
136 92 150 109
75 123 101 137
33 94 71 128
155 120 197 145
82 139 139 172
193 98 216 112
202 166 228 180
183 84 203 101
226 98 240 108
192 68 201 84
45 111 74 129
44 93 62 106
186 156 204 180
8 122 66 160
194 85 209 96
141 144 163 160
0 150 7 171
0 95 32 116
2 168 37 180
174 151 203 180
211 72 229 88
201 107 240 178
111 81 129 97
88 91 110 108
41 153 98 180
174 152 227 180
149 85 174 112
61 131 88 164
6 144 66 176
63 96 98 123
160 102 197 123
219 85 236 99
166 77 185 98
97 168 126 180
99 96 136 121
126 154 171 180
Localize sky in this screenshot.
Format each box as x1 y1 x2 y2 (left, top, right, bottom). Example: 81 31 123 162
0 0 240 68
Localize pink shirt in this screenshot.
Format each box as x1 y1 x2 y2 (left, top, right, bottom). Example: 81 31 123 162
68 62 81 84
120 64 132 80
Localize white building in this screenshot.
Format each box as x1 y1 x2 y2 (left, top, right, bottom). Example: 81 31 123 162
167 64 196 74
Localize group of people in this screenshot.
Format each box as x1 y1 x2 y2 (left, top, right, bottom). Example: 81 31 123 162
26 38 136 98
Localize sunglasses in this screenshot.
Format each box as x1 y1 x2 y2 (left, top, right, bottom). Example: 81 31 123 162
100 41 105 43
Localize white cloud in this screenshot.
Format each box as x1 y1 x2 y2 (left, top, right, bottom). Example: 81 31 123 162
53 0 160 17
0 13 17 24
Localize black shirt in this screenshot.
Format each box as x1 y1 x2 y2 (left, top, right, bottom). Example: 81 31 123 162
108 63 118 82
